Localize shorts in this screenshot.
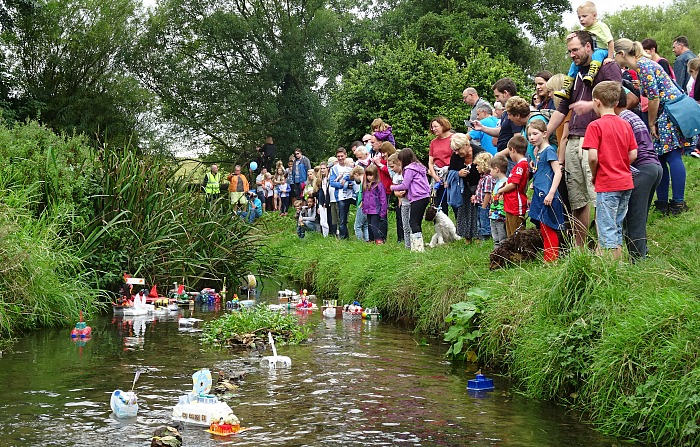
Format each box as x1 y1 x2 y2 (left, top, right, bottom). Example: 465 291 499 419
596 190 632 249
229 191 248 206
505 213 526 237
565 137 595 210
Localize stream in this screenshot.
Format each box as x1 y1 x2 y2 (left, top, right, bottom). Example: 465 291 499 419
0 291 630 446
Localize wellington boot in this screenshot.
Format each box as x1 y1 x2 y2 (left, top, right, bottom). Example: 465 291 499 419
410 232 425 253
583 60 601 85
553 76 574 100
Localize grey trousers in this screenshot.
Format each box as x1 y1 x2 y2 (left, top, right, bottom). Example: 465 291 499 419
624 163 663 260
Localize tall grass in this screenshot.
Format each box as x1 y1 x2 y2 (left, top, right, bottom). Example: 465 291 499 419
0 169 102 337
78 145 265 292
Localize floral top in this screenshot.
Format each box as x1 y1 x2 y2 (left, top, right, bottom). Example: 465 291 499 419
636 57 696 154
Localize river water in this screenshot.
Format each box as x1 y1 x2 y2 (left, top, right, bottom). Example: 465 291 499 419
0 296 628 447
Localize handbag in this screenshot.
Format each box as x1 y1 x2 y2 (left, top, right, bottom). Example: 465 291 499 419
664 93 700 139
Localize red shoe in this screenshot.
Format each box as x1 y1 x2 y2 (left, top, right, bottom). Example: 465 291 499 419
375 239 385 244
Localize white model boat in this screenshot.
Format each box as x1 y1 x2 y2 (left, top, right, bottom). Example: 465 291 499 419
110 389 138 418
122 292 154 316
172 369 235 426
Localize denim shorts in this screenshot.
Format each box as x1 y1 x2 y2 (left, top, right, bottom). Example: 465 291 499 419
596 190 632 249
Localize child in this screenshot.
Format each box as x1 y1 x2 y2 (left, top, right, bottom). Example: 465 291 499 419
351 166 369 241
362 164 388 244
238 191 262 224
263 172 274 211
388 152 411 249
471 152 494 241
527 119 565 262
489 156 508 247
371 118 396 146
317 162 331 236
278 179 291 216
273 166 286 211
497 135 529 236
303 170 316 200
297 197 317 238
390 148 431 252
555 1 615 99
583 80 637 259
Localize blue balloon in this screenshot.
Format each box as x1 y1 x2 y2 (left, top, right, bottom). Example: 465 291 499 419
250 161 258 171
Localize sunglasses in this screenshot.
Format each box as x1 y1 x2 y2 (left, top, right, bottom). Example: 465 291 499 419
362 140 371 143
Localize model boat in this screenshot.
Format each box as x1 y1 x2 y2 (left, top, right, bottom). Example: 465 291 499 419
172 369 237 426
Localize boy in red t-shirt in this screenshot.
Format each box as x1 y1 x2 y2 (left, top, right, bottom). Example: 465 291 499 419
583 81 637 259
498 135 529 236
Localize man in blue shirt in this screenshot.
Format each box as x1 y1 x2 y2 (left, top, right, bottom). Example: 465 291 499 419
291 148 311 199
672 36 696 94
469 104 499 155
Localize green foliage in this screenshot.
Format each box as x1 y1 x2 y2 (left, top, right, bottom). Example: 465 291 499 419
201 305 312 347
443 291 486 360
1 0 150 148
79 146 266 292
331 43 527 159
131 0 360 163
0 126 103 336
373 0 568 69
603 0 700 56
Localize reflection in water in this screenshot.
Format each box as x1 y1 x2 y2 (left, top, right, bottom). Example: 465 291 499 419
0 303 633 447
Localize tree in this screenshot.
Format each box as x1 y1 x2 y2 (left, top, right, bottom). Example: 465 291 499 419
0 0 150 148
331 42 527 160
130 0 363 164
371 0 570 70
603 0 700 59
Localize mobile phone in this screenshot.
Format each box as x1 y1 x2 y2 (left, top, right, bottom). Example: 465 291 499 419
464 119 474 129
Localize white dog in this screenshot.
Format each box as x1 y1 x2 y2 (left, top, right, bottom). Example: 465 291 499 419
424 206 461 248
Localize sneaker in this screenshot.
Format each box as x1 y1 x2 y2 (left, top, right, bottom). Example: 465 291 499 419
691 149 700 159
375 240 385 245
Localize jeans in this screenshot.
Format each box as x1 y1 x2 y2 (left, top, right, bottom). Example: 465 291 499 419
596 190 632 249
337 198 354 239
394 195 405 242
625 163 663 259
657 149 686 203
297 221 317 238
238 208 262 224
477 205 491 238
354 206 369 241
280 196 290 214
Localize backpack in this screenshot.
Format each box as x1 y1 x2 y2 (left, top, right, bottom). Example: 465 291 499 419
526 110 558 148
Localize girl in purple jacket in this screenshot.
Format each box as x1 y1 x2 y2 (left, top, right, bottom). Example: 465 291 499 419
390 148 431 252
362 164 388 244
372 118 396 146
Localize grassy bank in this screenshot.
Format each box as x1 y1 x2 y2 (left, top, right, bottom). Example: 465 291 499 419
260 158 700 446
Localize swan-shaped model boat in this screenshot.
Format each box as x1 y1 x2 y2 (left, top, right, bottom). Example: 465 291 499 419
172 369 238 426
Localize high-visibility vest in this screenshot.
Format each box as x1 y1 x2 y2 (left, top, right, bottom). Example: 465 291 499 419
205 172 221 195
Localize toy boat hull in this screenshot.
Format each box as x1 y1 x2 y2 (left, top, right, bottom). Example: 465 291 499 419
206 426 249 436
122 304 154 316
172 398 234 426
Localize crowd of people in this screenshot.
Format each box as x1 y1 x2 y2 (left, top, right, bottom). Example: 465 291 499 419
204 1 700 262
